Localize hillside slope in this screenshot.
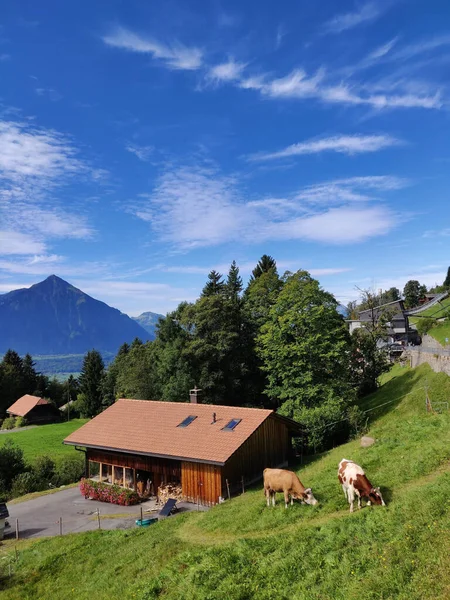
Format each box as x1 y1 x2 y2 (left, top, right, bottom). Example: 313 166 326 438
0 276 151 354
2 364 450 600
132 311 164 338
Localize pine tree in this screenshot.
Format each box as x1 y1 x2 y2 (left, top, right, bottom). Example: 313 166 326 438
225 261 243 302
22 353 38 393
251 255 277 280
78 350 105 417
443 267 450 289
201 270 225 297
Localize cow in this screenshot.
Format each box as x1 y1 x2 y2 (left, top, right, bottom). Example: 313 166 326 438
263 468 318 509
338 459 385 513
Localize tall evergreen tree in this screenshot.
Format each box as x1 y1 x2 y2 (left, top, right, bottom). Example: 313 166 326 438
201 270 225 297
251 255 277 280
403 280 427 308
22 353 38 394
443 267 450 289
225 261 243 302
78 350 105 417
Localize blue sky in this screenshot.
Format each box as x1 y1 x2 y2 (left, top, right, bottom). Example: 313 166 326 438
1 0 449 315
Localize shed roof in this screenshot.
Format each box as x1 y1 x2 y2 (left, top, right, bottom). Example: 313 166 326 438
7 394 49 417
64 399 298 465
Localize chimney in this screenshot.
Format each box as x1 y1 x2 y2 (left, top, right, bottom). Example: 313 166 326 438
189 386 202 404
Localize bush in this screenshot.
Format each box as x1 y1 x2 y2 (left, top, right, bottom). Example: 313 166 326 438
33 455 56 485
11 472 39 498
417 317 435 336
0 439 26 490
1 416 17 430
15 416 28 428
80 479 140 506
54 455 85 486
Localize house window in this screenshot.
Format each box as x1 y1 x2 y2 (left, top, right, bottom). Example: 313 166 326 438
222 418 241 431
102 464 112 484
177 415 197 428
88 461 100 480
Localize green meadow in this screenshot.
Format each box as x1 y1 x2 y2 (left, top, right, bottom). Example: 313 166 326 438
1 364 450 599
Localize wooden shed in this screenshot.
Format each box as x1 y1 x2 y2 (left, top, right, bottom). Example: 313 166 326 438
64 399 301 506
7 394 59 424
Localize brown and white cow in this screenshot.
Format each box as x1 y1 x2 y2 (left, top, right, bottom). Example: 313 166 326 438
263 468 318 509
338 459 385 513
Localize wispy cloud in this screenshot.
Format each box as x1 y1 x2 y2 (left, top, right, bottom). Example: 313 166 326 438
248 134 401 162
207 59 247 83
0 231 46 256
323 2 382 34
35 87 63 102
131 164 399 248
295 175 409 204
237 66 443 110
0 118 96 256
102 26 203 71
126 143 154 162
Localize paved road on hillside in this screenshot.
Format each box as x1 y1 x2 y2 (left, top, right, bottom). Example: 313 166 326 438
4 487 202 539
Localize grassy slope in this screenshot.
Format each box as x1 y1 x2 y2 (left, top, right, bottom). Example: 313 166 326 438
410 296 450 346
2 365 450 600
0 419 88 464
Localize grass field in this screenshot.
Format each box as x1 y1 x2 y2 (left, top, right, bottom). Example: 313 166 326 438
0 419 88 464
1 364 450 599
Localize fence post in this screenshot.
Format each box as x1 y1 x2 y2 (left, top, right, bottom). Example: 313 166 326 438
140 506 143 523
97 509 101 530
241 476 245 494
59 517 63 536
226 479 231 500
15 519 19 540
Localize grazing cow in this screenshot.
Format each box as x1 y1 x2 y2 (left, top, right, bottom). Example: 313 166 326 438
338 459 385 513
263 468 318 509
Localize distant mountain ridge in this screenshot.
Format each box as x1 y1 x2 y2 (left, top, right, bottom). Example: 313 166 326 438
0 275 154 355
132 311 163 337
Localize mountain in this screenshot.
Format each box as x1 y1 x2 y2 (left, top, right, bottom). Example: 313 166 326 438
0 275 152 355
132 311 164 338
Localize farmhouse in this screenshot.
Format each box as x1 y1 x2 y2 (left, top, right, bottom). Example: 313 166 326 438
64 395 301 506
7 394 59 424
347 299 412 344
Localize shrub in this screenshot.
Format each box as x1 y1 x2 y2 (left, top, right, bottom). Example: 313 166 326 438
11 472 39 498
1 416 17 430
15 416 27 428
80 479 140 506
33 455 56 485
417 317 435 336
0 439 26 490
54 455 85 486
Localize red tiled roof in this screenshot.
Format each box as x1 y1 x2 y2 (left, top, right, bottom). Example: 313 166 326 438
7 394 49 417
64 399 277 465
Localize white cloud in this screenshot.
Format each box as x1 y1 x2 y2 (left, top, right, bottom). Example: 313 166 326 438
323 2 381 34
102 26 203 70
132 164 399 248
0 118 97 257
35 87 63 102
248 134 401 162
238 67 443 110
0 231 46 255
367 38 399 61
126 143 154 161
208 59 247 83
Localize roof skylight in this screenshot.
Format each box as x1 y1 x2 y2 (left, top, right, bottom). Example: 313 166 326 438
177 415 198 428
222 418 241 431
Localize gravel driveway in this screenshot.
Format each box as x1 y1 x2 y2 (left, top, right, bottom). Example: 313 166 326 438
5 487 201 539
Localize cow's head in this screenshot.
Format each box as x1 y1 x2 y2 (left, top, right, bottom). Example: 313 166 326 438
369 486 385 506
301 488 319 506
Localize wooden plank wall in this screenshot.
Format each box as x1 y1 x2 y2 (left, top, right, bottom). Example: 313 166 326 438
222 416 290 494
181 461 222 506
87 449 181 483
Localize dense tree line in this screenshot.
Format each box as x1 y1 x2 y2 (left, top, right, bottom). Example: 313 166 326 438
72 256 388 450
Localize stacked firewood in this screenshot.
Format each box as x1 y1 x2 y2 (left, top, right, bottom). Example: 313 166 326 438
158 482 183 503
